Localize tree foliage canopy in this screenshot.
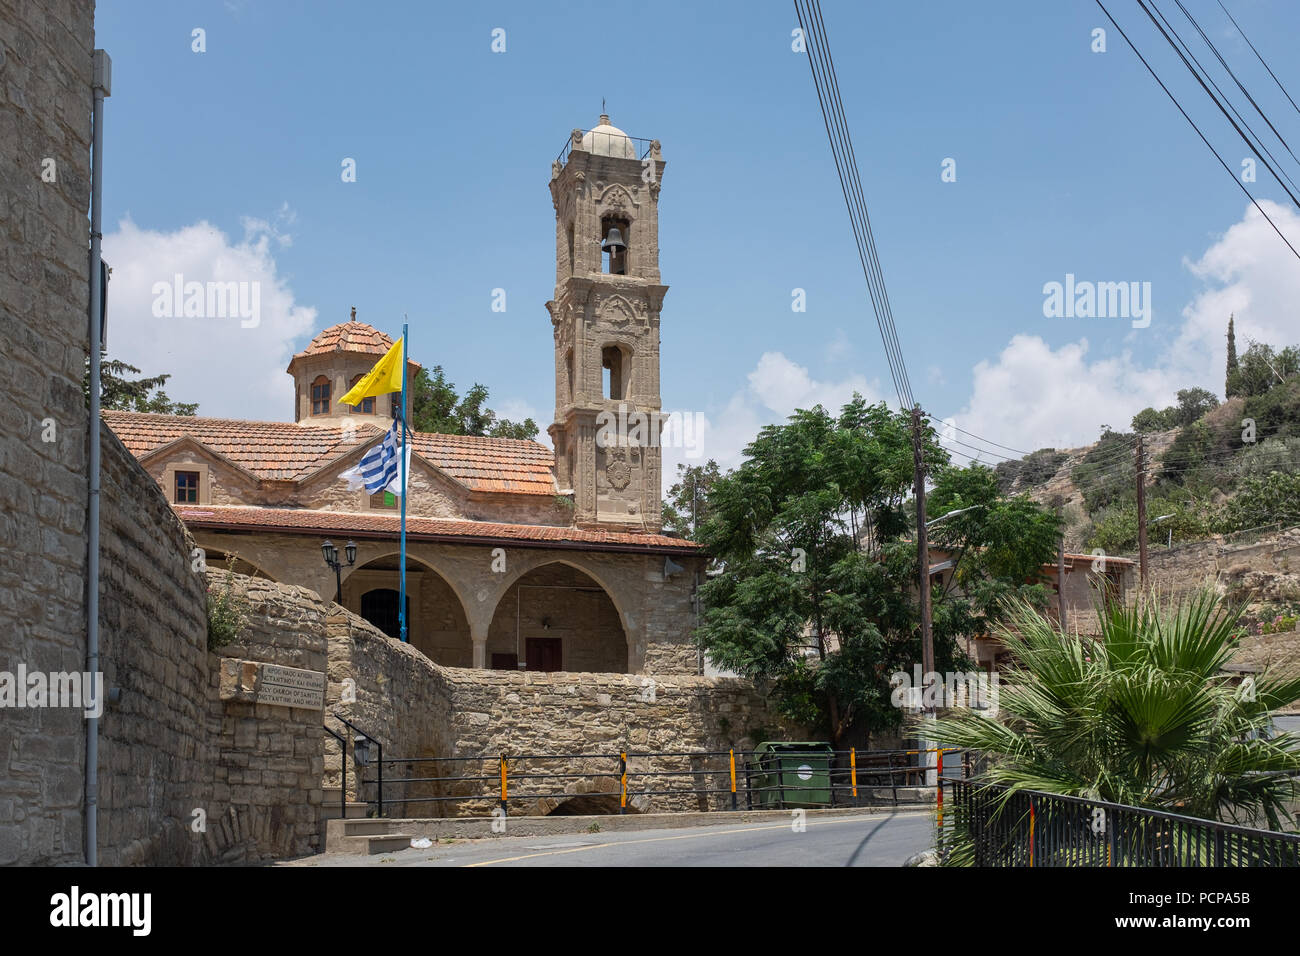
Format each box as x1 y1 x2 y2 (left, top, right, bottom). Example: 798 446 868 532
408 365 537 440
695 397 1061 743
86 357 198 416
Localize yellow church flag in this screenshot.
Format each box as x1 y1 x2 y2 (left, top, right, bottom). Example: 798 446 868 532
339 336 404 407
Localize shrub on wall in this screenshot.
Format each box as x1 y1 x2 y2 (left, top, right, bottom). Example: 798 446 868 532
207 559 251 650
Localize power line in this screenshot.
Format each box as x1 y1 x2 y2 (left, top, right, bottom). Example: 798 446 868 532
1216 0 1300 122
1174 0 1300 176
1135 0 1300 211
1155 0 1300 196
1093 0 1300 262
794 0 915 409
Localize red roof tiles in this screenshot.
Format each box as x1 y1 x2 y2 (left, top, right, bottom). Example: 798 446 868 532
174 505 700 553
293 320 396 358
103 410 557 494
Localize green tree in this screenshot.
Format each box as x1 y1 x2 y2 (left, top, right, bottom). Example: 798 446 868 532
408 365 537 439
926 464 1062 634
922 592 1300 831
661 459 723 540
1226 315 1239 398
1219 471 1300 531
1131 406 1175 433
1173 387 1220 427
1232 342 1299 399
85 357 198 415
696 397 941 743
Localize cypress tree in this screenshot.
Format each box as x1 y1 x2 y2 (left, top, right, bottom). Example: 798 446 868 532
1226 314 1239 397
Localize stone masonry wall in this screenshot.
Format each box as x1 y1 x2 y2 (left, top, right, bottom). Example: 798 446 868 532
203 570 327 862
95 428 211 865
0 0 96 866
1145 526 1300 604
326 606 783 817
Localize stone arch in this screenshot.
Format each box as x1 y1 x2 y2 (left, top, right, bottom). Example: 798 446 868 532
201 548 277 582
340 552 474 667
485 560 631 673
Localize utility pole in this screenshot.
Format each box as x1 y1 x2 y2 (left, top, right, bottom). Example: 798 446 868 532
911 405 937 789
1057 504 1066 628
1136 435 1148 588
911 406 934 697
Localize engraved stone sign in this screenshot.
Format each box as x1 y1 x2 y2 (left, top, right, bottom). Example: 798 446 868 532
218 659 326 710
258 664 326 710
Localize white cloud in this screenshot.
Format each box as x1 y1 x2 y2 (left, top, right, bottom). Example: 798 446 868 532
951 335 1177 455
947 201 1300 457
661 350 879 489
102 215 317 421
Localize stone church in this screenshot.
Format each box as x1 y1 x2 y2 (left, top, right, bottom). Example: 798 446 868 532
105 116 702 676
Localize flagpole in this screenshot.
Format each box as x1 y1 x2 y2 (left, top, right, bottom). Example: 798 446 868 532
399 320 409 643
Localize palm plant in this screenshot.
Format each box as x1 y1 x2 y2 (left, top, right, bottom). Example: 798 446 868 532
921 590 1300 831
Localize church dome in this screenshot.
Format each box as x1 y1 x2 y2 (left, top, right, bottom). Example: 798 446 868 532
295 313 396 359
285 308 421 378
581 115 637 159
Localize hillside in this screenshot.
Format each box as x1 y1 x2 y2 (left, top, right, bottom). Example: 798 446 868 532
990 353 1300 557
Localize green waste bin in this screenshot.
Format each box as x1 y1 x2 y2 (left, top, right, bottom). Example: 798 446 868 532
750 741 835 808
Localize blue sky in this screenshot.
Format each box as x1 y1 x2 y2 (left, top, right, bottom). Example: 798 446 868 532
95 0 1300 474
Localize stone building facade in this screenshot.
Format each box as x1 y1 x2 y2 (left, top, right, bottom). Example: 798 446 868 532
103 114 703 678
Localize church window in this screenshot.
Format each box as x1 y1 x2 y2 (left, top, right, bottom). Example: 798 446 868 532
311 376 331 415
175 471 200 504
602 346 627 400
348 375 374 414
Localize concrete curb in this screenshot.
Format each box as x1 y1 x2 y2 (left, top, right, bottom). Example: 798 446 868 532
322 801 936 854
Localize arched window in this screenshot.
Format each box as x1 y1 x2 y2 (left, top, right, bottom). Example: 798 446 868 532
602 345 629 400
601 215 630 275
348 375 374 414
311 376 331 415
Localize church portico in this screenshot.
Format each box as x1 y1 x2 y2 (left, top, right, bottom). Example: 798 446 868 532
185 506 699 676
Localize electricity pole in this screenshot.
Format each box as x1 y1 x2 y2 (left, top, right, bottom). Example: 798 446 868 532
911 406 934 696
1136 435 1149 588
1057 504 1066 628
911 405 937 788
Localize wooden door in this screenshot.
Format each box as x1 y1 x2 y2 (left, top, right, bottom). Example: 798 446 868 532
525 637 562 672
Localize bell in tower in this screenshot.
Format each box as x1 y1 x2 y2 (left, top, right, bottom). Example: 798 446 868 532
546 114 669 531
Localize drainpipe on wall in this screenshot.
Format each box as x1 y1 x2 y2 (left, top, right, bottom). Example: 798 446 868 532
85 49 111 868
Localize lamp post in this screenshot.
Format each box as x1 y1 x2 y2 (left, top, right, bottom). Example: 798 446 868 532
1151 514 1175 550
925 504 986 528
322 539 356 603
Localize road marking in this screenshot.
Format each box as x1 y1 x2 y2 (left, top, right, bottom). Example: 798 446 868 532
463 813 920 867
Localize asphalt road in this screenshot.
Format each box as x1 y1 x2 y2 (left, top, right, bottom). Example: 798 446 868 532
295 810 936 867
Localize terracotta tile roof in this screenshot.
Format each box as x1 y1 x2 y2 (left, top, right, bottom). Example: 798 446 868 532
103 410 557 494
293 320 397 359
173 505 701 553
410 432 555 495
103 410 370 481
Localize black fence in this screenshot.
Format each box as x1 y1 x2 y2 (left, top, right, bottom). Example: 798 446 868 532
555 128 656 166
335 737 968 819
943 779 1300 867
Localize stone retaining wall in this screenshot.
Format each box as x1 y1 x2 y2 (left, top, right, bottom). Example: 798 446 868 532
326 602 783 817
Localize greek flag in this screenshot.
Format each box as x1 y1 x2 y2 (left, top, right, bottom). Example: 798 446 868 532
340 422 405 495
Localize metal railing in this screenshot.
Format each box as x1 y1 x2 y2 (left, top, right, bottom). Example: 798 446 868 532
322 722 349 820
556 128 656 167
347 746 969 818
942 779 1300 867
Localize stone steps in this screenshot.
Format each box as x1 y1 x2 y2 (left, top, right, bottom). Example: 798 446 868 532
328 817 418 855
320 786 369 820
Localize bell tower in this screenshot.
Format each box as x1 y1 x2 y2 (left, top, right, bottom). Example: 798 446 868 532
547 115 667 531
